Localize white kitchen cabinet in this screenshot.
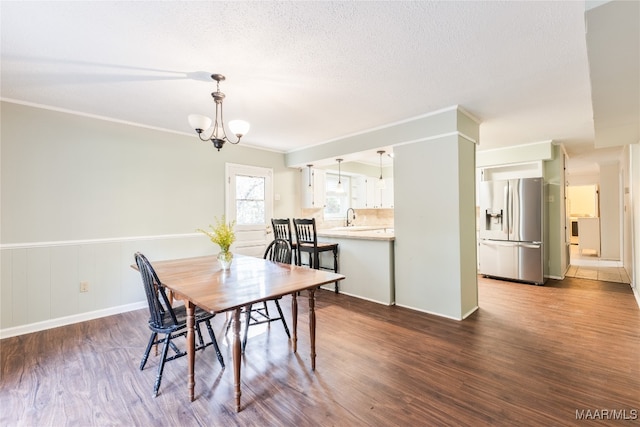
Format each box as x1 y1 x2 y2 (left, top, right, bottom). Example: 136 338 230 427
370 177 394 208
379 177 394 208
349 174 394 209
351 175 367 209
352 174 377 208
365 176 377 208
301 167 326 209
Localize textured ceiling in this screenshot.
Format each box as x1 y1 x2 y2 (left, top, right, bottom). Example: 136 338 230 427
1 1 637 171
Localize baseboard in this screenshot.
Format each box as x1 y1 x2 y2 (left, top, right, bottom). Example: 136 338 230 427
461 305 479 319
0 301 147 340
570 258 623 268
394 303 466 321
334 289 395 306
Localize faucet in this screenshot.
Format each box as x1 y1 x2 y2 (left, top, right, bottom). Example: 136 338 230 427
346 208 356 227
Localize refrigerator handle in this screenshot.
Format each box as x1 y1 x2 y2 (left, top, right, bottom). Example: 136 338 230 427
480 240 515 247
503 185 510 234
517 242 542 249
508 181 514 236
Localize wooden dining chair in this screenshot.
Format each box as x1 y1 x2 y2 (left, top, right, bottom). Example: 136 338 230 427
292 218 340 293
135 252 225 397
271 218 297 264
240 238 292 352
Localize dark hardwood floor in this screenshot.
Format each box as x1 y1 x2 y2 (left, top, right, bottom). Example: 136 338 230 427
1 275 638 426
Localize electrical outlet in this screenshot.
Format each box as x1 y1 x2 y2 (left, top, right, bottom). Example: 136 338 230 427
80 281 89 293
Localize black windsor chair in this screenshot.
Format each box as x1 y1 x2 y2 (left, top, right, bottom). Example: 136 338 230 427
238 238 293 352
135 252 225 397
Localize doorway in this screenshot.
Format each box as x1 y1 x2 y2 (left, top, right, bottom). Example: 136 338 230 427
225 163 273 257
566 184 600 255
564 184 628 283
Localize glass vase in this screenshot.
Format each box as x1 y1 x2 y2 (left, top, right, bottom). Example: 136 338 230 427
217 250 233 270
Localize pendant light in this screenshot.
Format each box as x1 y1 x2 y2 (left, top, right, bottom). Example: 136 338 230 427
376 150 386 189
336 159 344 193
306 164 314 193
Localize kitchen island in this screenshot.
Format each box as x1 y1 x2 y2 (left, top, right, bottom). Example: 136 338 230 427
316 226 395 305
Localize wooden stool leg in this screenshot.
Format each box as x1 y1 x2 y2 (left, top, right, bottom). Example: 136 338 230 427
333 246 339 293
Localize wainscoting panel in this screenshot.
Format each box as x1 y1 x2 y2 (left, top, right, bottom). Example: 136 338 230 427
0 234 216 338
51 245 80 320
27 247 51 324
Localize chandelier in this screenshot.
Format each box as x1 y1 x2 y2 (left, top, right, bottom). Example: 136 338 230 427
188 74 250 151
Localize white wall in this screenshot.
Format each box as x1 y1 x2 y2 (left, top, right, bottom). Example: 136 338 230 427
477 141 554 167
621 145 633 291
630 144 639 300
544 145 566 278
285 106 479 167
394 134 478 320
599 162 621 260
0 101 296 337
567 185 599 217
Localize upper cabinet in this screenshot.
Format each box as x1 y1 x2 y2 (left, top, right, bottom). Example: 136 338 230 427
353 175 393 208
378 177 394 208
301 167 326 209
365 177 377 208
352 175 381 209
302 167 393 210
351 175 367 209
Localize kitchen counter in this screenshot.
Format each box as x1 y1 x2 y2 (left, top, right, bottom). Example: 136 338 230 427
317 226 395 241
315 226 395 305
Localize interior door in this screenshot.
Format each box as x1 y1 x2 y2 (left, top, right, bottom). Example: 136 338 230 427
225 163 273 257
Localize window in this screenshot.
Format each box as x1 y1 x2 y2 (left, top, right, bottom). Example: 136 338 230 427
324 173 350 219
235 175 266 225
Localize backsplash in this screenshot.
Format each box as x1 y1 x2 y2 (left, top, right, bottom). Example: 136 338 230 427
299 208 394 230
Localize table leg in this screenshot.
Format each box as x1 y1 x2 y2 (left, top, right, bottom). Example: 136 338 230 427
186 301 195 402
233 307 242 412
292 292 298 353
308 288 316 371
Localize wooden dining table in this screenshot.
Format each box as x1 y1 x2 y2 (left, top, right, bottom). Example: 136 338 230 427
138 253 345 412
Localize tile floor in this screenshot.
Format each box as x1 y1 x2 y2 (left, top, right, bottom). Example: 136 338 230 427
566 244 630 284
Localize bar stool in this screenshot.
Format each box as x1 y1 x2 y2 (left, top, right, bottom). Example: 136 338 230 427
292 218 340 293
271 218 297 265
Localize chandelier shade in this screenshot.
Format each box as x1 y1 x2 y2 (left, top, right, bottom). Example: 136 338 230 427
188 74 249 151
188 114 212 132
228 119 251 136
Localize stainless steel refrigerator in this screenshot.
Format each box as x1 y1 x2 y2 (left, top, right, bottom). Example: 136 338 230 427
478 177 544 285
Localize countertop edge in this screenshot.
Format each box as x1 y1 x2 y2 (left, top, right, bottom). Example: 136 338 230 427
317 230 395 241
